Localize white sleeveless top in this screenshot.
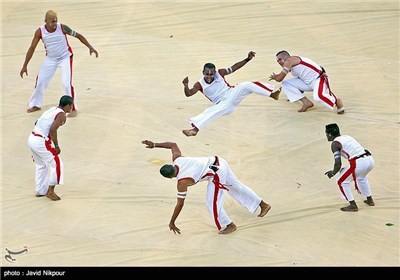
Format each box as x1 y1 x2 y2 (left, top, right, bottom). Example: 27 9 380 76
174 156 215 184
33 107 65 139
198 70 232 104
290 56 322 85
334 135 365 160
40 23 72 59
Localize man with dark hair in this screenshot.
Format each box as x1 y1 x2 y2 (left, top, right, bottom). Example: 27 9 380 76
324 123 375 212
142 140 271 234
269 50 344 114
20 10 98 117
181 51 281 137
28 95 73 200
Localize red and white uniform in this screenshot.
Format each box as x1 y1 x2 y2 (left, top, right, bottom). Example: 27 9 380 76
189 70 275 130
283 56 337 110
28 23 76 110
334 135 374 202
174 156 262 231
28 107 65 195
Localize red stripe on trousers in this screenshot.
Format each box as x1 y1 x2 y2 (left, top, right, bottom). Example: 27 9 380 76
253 81 273 92
45 139 62 184
318 75 335 107
69 55 76 111
337 159 360 200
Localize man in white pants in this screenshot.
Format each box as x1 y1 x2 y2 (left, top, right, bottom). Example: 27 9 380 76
20 10 98 117
141 140 272 234
182 51 281 137
324 123 375 212
269 50 344 114
28 95 73 201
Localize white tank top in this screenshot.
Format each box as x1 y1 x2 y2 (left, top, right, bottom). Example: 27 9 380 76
290 56 322 85
198 70 232 104
174 156 215 184
33 107 65 139
334 135 365 160
40 23 72 59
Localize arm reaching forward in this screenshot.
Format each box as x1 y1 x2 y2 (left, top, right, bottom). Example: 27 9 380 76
141 140 182 161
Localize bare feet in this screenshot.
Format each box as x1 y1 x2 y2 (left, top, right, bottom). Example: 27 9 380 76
270 87 281 100
258 200 271 217
340 205 358 212
67 110 78 118
298 98 314 112
27 106 41 113
336 98 345 114
218 222 237 234
182 128 198 137
363 199 375 206
46 186 61 201
46 192 61 201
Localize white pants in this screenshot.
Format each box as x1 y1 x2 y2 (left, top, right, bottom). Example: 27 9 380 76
190 81 274 130
282 77 336 110
205 158 261 230
28 133 64 195
28 55 76 110
336 156 374 201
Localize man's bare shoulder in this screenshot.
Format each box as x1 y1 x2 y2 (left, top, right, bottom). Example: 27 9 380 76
287 56 301 67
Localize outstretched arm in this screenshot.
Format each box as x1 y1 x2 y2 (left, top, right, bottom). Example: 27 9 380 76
269 56 300 82
141 140 182 161
63 24 99 58
325 141 342 178
20 28 41 78
169 178 193 234
220 51 255 76
169 198 184 234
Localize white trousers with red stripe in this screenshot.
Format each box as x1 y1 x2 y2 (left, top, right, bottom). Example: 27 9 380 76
28 133 64 195
28 55 76 110
190 81 274 130
282 77 336 110
336 156 374 202
205 158 262 231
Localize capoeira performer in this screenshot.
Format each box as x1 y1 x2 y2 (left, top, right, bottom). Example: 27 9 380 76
28 95 73 201
20 10 98 117
141 140 272 234
181 51 281 137
324 123 375 212
269 50 344 114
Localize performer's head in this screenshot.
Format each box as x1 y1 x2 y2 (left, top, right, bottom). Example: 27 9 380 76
160 164 176 178
325 123 341 141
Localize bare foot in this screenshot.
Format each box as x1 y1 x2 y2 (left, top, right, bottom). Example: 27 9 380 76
182 129 198 137
298 101 314 112
46 186 61 201
27 106 41 113
218 222 237 234
336 98 345 114
340 205 358 212
46 192 61 201
363 199 375 206
270 87 281 100
258 201 271 217
67 110 78 118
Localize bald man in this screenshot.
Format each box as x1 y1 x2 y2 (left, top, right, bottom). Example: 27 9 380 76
20 10 99 117
269 50 344 114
